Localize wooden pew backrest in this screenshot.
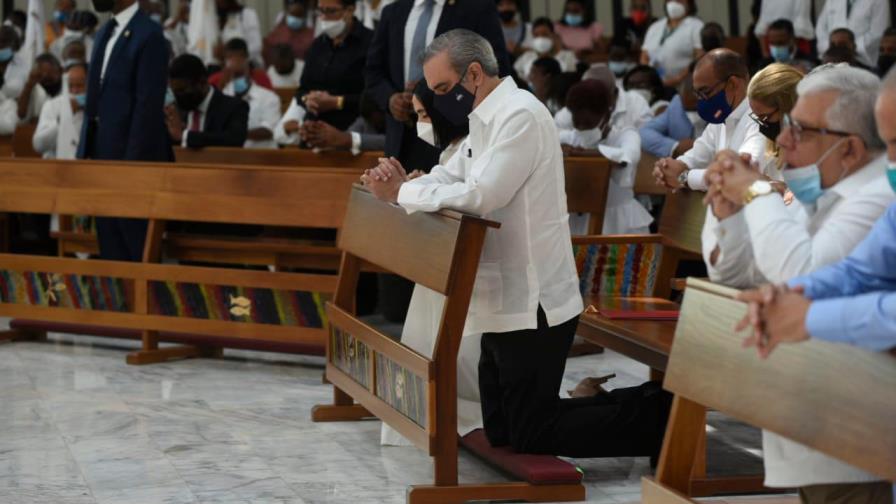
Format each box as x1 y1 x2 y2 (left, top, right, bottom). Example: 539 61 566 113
666 279 896 481
657 189 705 256
0 159 362 229
564 156 612 235
274 87 296 114
13 122 39 158
174 146 382 170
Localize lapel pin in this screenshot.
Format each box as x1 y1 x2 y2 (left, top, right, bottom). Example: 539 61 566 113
124 30 131 38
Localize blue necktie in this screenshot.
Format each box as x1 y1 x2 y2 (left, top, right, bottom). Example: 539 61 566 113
408 0 434 83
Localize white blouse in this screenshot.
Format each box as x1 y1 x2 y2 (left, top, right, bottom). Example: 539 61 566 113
642 16 703 80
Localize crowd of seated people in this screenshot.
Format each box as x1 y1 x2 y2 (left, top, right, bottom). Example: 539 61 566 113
0 0 893 489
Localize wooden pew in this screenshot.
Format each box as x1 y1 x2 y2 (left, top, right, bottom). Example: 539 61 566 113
173 146 383 169
12 122 39 158
643 278 896 503
634 151 666 196
564 156 612 235
274 87 296 114
0 158 362 362
311 186 586 504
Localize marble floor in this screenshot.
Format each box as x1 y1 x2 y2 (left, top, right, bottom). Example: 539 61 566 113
0 318 771 504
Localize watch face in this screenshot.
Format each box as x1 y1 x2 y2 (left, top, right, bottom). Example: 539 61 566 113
754 180 773 193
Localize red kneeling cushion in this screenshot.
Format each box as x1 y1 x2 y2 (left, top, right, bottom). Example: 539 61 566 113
460 429 583 485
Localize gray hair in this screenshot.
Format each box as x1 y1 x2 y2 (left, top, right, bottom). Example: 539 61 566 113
422 29 499 78
797 63 884 151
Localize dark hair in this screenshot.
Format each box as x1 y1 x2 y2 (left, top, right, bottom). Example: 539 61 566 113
0 26 19 49
413 80 469 150
532 56 562 77
565 79 611 115
700 48 749 80
623 64 664 94
768 18 795 38
224 37 249 56
822 45 855 64
532 16 554 32
560 0 594 26
5 10 26 31
66 62 88 74
549 71 581 109
169 54 208 81
830 27 856 43
274 43 295 61
35 53 61 69
884 27 896 38
77 10 98 30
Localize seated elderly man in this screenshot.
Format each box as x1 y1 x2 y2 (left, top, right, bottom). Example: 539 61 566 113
702 63 894 504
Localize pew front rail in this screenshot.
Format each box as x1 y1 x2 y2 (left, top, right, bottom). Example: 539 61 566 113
311 186 586 503
0 158 362 363
173 146 383 170
644 279 896 502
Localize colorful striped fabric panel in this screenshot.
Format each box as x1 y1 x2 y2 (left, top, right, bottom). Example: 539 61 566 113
0 270 129 312
573 242 663 298
375 354 427 428
331 327 370 388
147 281 328 329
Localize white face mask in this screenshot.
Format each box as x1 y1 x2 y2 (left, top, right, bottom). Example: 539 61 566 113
666 1 687 20
631 88 653 104
576 126 604 147
318 18 346 39
417 121 436 147
531 36 554 55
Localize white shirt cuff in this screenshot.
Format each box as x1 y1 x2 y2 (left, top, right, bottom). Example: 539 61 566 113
181 129 190 148
350 131 362 156
687 168 708 191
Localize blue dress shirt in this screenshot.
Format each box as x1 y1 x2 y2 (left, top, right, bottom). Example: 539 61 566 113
639 94 695 158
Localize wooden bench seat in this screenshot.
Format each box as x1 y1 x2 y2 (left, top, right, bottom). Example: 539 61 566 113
644 279 896 503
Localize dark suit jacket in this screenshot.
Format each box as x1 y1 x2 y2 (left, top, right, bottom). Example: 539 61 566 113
365 0 512 167
78 9 172 162
184 89 249 149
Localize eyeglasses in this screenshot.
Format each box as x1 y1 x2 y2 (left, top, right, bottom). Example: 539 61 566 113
781 113 854 144
694 75 732 101
749 109 778 128
315 6 345 17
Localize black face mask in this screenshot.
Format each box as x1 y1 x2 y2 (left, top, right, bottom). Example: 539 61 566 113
175 88 205 111
92 0 115 13
759 121 781 142
878 54 896 77
433 68 477 127
498 10 516 23
40 79 62 97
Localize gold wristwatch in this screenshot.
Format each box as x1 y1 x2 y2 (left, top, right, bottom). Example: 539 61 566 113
743 180 774 204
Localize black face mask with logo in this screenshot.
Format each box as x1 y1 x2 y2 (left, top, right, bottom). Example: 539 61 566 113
433 67 477 127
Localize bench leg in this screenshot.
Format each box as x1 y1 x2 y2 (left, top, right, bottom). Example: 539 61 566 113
125 330 221 365
0 328 47 343
311 386 373 422
407 482 586 504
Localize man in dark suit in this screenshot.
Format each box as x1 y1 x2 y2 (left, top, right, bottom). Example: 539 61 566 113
366 0 512 173
165 54 249 149
77 0 171 262
365 0 512 322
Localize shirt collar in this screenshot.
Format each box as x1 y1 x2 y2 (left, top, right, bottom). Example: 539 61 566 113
113 2 140 31
198 87 214 114
829 153 887 199
415 0 446 6
471 77 517 125
727 97 749 125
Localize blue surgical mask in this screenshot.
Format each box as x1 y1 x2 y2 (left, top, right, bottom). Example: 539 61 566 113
286 14 305 31
0 47 14 63
232 76 250 96
54 10 68 23
769 44 793 63
697 85 733 124
433 68 476 127
164 87 176 107
150 13 163 24
782 139 846 205
887 161 896 193
608 61 632 77
73 93 86 107
564 13 584 26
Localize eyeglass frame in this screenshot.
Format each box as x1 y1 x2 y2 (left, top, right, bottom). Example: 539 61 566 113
748 108 779 128
780 113 856 145
694 74 734 101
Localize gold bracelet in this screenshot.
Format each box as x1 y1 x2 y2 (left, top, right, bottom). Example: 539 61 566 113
337 96 344 110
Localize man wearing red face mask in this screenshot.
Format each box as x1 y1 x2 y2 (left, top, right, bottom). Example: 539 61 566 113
612 0 655 53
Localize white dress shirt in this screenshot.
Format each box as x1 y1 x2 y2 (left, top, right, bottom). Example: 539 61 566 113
101 1 140 81
1 52 31 100
397 78 584 336
1 84 48 129
704 155 894 487
403 0 446 82
642 16 703 80
816 0 890 67
222 81 281 149
220 7 264 66
514 49 578 84
273 98 307 146
181 87 215 147
267 61 304 89
677 98 766 191
164 20 189 57
33 92 83 160
755 0 814 40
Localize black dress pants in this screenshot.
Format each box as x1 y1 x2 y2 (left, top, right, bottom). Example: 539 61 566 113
96 217 148 262
479 307 672 458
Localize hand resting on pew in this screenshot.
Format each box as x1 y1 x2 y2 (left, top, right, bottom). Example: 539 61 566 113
735 283 810 359
360 157 416 203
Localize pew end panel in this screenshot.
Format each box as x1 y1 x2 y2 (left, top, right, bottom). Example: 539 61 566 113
647 278 896 503
564 156 613 235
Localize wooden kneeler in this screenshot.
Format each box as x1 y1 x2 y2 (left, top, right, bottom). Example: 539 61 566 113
644 279 896 503
312 186 586 504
